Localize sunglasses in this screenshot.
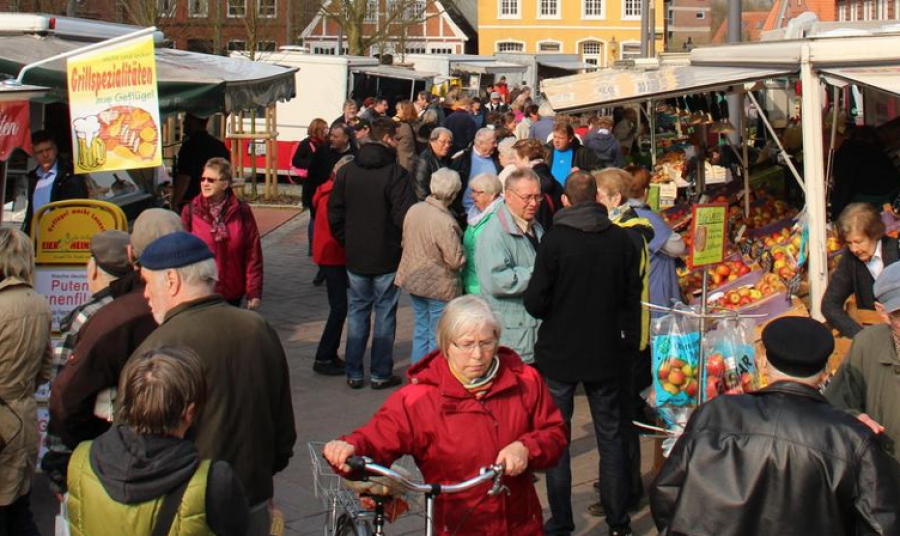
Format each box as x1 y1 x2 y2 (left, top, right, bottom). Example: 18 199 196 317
200 176 224 184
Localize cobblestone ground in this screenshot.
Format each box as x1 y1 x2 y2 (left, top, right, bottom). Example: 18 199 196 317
33 211 660 536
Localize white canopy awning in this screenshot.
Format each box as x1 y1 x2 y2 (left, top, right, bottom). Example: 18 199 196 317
536 58 595 71
542 64 794 112
451 61 527 75
0 82 49 102
351 65 439 81
820 65 900 98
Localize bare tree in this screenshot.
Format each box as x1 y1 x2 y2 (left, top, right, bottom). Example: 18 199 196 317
320 0 444 57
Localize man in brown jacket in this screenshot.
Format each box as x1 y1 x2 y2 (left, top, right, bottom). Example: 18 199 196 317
134 231 296 536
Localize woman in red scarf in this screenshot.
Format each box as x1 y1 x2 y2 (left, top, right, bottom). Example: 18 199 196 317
182 157 263 309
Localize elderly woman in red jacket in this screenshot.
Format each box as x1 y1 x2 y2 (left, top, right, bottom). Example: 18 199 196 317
182 157 263 309
324 295 566 535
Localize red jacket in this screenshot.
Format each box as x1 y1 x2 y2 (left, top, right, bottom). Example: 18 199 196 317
312 179 346 266
182 194 263 301
340 348 566 536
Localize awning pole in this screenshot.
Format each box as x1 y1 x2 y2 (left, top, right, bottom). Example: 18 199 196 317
741 92 750 218
800 43 828 321
648 99 657 166
745 90 805 195
825 85 840 190
12 27 158 85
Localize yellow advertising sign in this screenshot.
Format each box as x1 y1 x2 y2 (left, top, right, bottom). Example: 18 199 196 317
689 203 728 269
66 35 162 174
33 200 128 264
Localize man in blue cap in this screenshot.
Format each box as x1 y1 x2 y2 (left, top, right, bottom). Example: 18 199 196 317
651 316 900 536
828 260 900 463
132 231 296 536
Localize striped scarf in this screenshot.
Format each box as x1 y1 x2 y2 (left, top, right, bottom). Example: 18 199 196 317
449 356 500 400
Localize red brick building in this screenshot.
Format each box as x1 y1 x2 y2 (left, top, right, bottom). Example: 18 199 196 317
837 0 900 20
665 0 714 51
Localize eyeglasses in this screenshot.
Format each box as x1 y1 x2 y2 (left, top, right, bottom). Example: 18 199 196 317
507 189 543 204
452 340 498 353
200 176 225 184
471 189 485 196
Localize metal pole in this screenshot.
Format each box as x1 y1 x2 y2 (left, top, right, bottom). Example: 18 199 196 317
745 91 805 194
640 0 650 57
800 44 828 321
0 161 6 225
726 0 742 146
648 1 656 57
649 99 657 166
741 92 751 218
698 270 709 403
13 27 158 85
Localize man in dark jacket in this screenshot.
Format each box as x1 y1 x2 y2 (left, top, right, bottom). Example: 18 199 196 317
23 130 90 234
548 123 601 185
445 98 477 154
583 116 625 169
413 127 453 200
451 128 502 222
66 347 249 536
524 171 642 536
134 231 296 536
651 317 900 536
172 114 230 211
328 118 416 390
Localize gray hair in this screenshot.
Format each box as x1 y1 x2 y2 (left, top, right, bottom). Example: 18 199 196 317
174 258 218 289
429 168 462 202
469 173 502 196
505 168 541 191
430 127 452 142
474 127 495 143
538 99 555 118
497 137 517 159
436 295 502 357
422 109 439 125
0 228 34 283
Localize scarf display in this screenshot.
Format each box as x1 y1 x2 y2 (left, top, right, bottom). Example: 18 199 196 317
449 355 500 400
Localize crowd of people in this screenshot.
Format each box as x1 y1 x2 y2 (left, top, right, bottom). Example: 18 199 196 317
4 87 900 536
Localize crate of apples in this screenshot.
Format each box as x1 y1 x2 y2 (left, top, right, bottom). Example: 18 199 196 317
712 273 784 311
681 259 753 296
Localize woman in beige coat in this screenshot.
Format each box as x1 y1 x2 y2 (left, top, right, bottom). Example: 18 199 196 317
0 228 52 532
396 168 466 363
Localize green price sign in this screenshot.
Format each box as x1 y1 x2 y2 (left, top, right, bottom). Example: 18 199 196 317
689 203 728 268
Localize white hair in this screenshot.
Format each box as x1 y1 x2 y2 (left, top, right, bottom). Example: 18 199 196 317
474 128 496 143
174 258 218 289
504 168 540 191
497 137 517 159
469 173 502 196
430 127 452 141
429 168 462 202
436 295 502 356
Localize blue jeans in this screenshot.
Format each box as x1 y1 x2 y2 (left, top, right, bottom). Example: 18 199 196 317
543 377 631 535
409 295 446 364
345 271 400 381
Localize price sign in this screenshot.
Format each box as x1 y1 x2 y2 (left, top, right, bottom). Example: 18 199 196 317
689 203 728 268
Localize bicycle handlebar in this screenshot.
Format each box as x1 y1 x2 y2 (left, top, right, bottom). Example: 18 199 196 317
346 456 507 497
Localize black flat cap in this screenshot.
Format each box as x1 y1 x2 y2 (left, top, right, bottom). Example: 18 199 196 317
762 316 834 377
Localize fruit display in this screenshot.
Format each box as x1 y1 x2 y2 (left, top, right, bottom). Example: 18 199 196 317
662 204 691 231
680 259 754 297
704 317 759 401
657 357 699 399
710 273 785 311
651 313 701 408
770 245 799 281
742 197 798 230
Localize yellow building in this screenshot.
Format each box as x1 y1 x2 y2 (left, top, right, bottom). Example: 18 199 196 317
477 0 665 68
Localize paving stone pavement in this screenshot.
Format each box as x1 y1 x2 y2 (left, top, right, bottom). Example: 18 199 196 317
33 210 660 536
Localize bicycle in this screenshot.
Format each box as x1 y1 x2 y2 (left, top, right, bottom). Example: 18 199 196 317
308 442 507 536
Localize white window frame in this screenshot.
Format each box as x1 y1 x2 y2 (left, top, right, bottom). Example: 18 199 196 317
582 0 604 19
495 40 525 53
620 41 641 60
538 0 560 19
187 0 207 16
498 0 521 19
538 40 562 52
257 40 277 51
257 0 276 18
865 0 875 19
158 0 176 17
429 46 454 54
579 39 603 67
695 10 705 19
622 0 641 20
227 0 245 17
227 39 247 51
365 0 379 23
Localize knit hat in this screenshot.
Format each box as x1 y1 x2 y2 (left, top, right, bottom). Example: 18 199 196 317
875 261 900 313
139 231 213 270
90 230 132 277
131 208 183 257
761 317 834 377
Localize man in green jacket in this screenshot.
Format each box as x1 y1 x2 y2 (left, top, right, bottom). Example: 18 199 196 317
134 231 296 535
827 261 900 461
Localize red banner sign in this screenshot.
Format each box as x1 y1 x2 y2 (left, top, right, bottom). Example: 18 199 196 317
0 100 31 162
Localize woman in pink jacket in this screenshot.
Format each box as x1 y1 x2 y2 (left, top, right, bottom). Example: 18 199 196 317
325 295 566 535
182 157 263 309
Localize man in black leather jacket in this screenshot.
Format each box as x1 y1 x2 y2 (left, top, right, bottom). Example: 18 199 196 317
413 127 453 201
651 316 900 536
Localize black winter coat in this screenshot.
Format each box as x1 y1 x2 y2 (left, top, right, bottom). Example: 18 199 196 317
524 203 642 383
445 110 477 154
303 144 356 211
822 236 900 338
651 382 900 536
413 147 450 201
328 142 416 275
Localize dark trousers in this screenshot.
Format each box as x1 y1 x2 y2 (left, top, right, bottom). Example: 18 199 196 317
316 265 348 361
307 204 316 256
544 377 631 535
0 493 40 536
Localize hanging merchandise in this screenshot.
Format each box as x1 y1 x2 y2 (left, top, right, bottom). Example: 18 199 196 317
702 317 759 400
651 307 702 407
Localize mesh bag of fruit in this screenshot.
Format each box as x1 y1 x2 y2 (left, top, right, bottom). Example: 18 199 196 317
703 317 759 401
651 309 701 407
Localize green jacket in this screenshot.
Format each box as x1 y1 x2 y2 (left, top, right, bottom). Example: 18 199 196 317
475 203 543 363
463 198 503 295
826 323 900 461
67 442 212 536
